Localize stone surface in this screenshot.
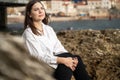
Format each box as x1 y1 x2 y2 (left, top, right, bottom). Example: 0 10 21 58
0 33 54 80
0 29 120 80
57 29 120 80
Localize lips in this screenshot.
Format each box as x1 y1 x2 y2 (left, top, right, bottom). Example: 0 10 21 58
39 14 44 17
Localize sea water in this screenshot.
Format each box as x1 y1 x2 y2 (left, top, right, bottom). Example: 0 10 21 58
7 18 120 32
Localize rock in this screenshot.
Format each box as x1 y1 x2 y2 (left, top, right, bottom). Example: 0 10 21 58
0 33 54 80
0 29 120 80
57 29 120 80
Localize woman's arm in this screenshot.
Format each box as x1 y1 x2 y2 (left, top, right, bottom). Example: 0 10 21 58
49 27 68 54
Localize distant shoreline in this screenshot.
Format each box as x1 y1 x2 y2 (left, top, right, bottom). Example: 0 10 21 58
50 16 79 22
7 15 120 23
7 15 80 23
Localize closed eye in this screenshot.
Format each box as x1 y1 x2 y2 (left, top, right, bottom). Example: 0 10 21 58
33 7 44 11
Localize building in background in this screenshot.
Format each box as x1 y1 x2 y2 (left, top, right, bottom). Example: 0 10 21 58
7 0 120 18
76 0 112 18
45 0 77 16
115 0 120 10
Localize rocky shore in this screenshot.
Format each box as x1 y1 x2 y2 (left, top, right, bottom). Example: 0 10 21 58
57 29 120 80
0 29 120 80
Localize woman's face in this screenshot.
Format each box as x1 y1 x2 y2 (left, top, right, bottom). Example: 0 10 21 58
30 2 45 22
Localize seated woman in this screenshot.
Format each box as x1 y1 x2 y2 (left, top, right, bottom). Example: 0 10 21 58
22 0 90 80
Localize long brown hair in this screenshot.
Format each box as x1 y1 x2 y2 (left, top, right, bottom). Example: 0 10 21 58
24 0 49 35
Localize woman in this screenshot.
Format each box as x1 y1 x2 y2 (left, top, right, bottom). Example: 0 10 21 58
23 0 90 80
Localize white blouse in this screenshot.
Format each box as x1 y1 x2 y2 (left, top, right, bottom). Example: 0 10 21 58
22 23 68 69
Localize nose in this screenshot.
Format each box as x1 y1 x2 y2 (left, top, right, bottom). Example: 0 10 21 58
39 8 44 13
39 9 42 13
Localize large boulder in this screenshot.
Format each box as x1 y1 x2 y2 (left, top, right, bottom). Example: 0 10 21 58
0 33 54 80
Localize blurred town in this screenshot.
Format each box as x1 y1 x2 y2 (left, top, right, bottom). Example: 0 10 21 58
7 0 120 20
0 0 120 31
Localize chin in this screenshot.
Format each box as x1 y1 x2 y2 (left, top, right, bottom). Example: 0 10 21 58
39 17 45 20
34 19 44 22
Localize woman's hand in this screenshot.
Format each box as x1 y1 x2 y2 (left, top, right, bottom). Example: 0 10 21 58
72 57 78 69
57 57 78 71
63 57 75 71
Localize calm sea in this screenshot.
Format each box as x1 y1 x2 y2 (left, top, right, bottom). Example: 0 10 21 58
49 18 120 32
8 18 120 32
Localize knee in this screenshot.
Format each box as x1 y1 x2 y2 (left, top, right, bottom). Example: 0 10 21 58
74 55 86 66
58 64 72 71
74 55 82 61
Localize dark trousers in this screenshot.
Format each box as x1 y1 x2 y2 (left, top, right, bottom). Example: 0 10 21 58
53 53 90 80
